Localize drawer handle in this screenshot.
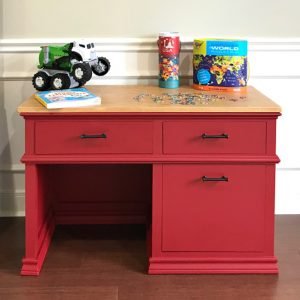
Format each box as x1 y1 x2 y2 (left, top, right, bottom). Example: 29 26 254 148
201 133 229 139
202 176 228 182
80 133 107 139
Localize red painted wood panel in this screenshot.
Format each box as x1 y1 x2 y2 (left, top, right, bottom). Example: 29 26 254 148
163 120 267 154
43 164 152 223
35 121 153 154
162 164 266 252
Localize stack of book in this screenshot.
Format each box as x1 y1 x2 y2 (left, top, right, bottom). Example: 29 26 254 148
34 88 100 109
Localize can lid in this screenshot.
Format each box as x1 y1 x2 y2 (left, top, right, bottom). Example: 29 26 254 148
159 32 179 37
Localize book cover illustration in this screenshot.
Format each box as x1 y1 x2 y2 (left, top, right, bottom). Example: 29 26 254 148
35 87 101 109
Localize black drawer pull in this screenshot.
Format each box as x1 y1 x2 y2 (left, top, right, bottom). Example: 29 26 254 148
80 133 107 139
201 133 229 139
202 176 228 182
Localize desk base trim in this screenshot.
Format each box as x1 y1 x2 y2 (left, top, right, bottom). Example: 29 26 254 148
148 256 279 274
21 213 55 276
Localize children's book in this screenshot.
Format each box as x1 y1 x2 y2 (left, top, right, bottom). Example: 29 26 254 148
34 88 101 109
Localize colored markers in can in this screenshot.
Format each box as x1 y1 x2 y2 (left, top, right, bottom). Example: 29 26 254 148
158 32 180 89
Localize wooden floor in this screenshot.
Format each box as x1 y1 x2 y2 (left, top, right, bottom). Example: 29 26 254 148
0 216 299 300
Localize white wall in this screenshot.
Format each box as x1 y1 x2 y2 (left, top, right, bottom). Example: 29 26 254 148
2 0 300 38
0 0 300 215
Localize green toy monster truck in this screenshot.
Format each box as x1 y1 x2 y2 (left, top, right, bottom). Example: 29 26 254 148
32 41 110 90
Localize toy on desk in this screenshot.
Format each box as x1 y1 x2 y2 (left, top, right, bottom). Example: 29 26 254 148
32 41 111 91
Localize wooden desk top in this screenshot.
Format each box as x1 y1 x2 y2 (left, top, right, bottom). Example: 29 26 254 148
18 85 281 114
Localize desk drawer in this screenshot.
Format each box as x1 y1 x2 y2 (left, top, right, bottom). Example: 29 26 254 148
162 164 266 252
35 121 153 154
163 120 266 154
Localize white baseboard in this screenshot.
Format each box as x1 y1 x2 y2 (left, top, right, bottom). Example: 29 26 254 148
275 169 300 215
0 190 25 217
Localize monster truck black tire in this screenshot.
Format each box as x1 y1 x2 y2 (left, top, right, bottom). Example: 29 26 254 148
32 71 50 91
71 63 92 84
92 57 111 76
84 62 93 81
50 73 71 90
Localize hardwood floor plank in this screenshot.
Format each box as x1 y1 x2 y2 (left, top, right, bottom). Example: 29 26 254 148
0 287 118 300
0 216 299 299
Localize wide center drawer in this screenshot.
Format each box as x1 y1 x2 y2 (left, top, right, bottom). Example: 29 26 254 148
163 120 267 154
35 121 153 154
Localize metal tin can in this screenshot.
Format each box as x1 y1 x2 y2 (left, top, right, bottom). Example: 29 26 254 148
158 32 180 89
193 39 248 92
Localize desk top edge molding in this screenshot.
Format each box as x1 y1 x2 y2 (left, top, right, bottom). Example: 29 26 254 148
17 85 282 114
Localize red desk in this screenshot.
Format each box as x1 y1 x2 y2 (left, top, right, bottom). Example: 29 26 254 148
18 85 281 275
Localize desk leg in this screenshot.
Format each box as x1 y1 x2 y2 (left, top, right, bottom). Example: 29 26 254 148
21 164 55 276
148 164 163 273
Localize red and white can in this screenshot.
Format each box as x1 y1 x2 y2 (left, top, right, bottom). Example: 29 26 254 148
158 32 180 88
